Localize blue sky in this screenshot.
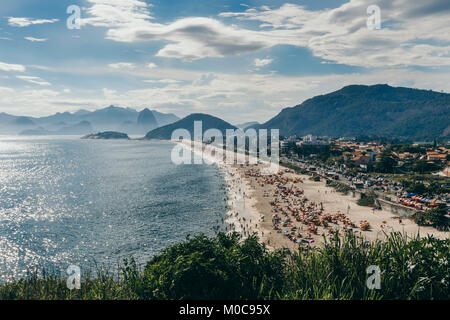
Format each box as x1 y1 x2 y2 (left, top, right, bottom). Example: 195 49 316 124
0 0 449 123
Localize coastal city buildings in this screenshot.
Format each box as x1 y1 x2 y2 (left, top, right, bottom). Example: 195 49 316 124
279 135 450 219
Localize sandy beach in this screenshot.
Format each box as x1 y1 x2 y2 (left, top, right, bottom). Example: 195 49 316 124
242 165 449 250
180 141 449 251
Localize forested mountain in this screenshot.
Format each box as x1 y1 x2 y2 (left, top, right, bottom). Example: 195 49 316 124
259 84 450 139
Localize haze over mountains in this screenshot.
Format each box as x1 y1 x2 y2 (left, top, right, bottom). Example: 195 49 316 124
1 84 448 140
0 106 180 136
144 84 449 141
236 122 260 130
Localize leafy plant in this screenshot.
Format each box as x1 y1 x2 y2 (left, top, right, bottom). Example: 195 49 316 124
0 232 448 300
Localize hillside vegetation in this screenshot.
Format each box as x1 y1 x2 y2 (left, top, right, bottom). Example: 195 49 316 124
259 84 450 139
145 113 236 140
1 232 448 300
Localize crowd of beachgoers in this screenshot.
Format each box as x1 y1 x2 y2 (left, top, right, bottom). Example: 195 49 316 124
221 161 448 250
181 140 449 250
242 166 375 248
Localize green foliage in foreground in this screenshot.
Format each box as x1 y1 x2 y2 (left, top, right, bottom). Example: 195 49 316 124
0 232 448 300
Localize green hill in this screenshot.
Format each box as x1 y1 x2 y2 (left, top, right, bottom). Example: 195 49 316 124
144 113 236 140
82 131 129 140
259 84 450 139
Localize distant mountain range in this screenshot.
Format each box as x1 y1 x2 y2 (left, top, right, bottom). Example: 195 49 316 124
235 121 260 130
144 85 449 141
145 113 236 140
0 106 180 136
258 84 450 140
3 84 448 140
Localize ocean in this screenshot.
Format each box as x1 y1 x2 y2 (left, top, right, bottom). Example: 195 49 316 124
0 136 228 281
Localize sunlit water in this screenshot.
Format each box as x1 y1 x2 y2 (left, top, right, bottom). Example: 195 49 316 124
0 136 227 281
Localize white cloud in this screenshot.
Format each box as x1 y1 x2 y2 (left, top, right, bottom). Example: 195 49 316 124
107 17 270 61
193 73 218 86
102 88 117 98
123 68 450 122
24 37 48 42
254 58 273 67
219 0 450 67
22 58 448 121
108 62 136 69
1 1 448 122
8 17 59 27
80 0 450 66
24 89 59 97
16 75 51 86
143 79 179 84
81 0 153 27
0 86 14 93
220 3 317 29
0 89 61 116
1 66 449 122
0 61 26 72
81 0 269 61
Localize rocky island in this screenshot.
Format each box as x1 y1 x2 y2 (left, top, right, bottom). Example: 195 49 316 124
82 131 130 140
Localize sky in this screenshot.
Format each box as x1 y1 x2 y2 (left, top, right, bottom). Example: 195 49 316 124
0 0 449 124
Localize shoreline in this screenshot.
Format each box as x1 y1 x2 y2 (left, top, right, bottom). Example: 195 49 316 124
177 141 265 242
177 140 449 251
